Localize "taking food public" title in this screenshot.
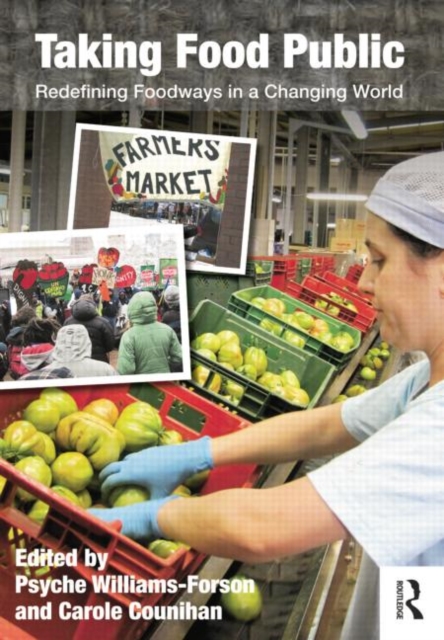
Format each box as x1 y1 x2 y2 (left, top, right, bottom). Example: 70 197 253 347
35 33 405 77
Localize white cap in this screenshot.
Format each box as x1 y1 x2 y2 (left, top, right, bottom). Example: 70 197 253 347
366 151 444 248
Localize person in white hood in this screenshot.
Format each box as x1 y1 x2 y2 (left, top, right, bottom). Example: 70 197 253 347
20 318 72 380
21 324 117 379
50 325 117 378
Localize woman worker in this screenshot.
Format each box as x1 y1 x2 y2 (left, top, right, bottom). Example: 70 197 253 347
90 151 444 639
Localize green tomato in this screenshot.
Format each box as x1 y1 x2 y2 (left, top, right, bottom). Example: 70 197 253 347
23 399 60 434
40 388 78 418
15 456 52 503
148 539 183 559
360 366 377 381
220 575 263 622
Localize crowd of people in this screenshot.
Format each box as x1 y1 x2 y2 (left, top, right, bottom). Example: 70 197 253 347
0 283 183 382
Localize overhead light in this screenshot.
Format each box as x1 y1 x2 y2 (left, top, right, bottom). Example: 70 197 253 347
367 119 444 132
307 193 368 202
341 110 368 140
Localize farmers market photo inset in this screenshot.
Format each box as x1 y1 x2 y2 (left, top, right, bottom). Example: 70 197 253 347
67 124 257 275
0 225 190 391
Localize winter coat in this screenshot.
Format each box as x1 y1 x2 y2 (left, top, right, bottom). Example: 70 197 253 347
19 342 74 380
102 298 121 318
161 308 181 341
117 292 182 375
51 325 117 378
65 297 115 362
6 326 27 380
21 343 55 373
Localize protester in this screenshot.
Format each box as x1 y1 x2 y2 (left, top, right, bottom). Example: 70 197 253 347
0 343 8 381
19 318 73 380
101 291 121 332
116 291 182 374
49 325 117 378
64 294 115 362
0 299 11 342
31 293 44 319
67 288 82 310
160 285 181 341
91 151 444 640
43 296 64 325
5 306 37 380
20 317 60 376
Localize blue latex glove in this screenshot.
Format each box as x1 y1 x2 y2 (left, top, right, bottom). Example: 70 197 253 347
89 496 179 541
99 436 214 502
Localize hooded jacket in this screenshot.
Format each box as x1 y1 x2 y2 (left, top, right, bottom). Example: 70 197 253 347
65 296 115 362
21 343 55 372
20 345 73 381
51 325 116 378
117 292 182 375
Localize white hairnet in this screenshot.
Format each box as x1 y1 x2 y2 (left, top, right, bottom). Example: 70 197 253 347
366 151 444 248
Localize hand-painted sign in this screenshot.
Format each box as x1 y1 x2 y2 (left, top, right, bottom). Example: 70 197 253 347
37 262 69 298
159 258 178 286
115 265 136 287
92 267 116 289
97 247 120 268
12 259 38 308
100 129 231 205
78 263 98 294
140 265 157 289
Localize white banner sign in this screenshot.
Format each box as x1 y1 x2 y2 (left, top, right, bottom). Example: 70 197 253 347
100 129 231 205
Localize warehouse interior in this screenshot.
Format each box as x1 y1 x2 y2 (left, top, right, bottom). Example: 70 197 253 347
0 109 443 639
0 109 443 244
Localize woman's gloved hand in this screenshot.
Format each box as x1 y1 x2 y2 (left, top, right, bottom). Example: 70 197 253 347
99 436 214 501
89 496 179 541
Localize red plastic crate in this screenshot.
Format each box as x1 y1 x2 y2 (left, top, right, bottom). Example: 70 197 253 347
0 383 259 640
249 254 297 273
284 275 377 332
317 271 373 304
309 255 336 278
247 255 298 293
0 617 37 639
345 263 364 283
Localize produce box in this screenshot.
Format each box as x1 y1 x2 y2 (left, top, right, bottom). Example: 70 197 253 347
245 258 274 281
0 383 259 640
247 255 298 291
345 263 364 283
186 269 272 314
318 271 372 304
285 275 376 332
295 257 312 285
228 285 361 368
189 301 335 420
309 254 336 277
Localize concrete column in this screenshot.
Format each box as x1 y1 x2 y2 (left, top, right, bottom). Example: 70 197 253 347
315 133 331 248
72 129 113 229
56 111 77 229
128 108 143 127
346 167 359 218
189 111 214 134
247 111 276 255
292 127 310 244
8 110 27 232
30 112 63 231
254 111 277 220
